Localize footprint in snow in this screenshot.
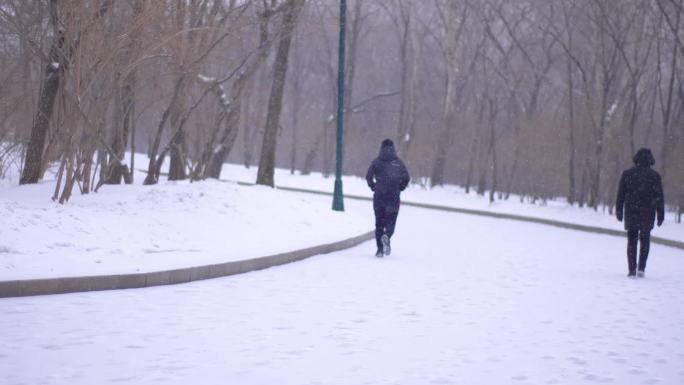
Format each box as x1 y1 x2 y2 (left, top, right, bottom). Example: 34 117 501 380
50 242 72 248
584 374 614 383
567 356 588 366
430 378 455 384
628 368 646 375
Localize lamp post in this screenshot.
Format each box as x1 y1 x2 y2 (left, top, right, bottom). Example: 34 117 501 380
332 0 346 212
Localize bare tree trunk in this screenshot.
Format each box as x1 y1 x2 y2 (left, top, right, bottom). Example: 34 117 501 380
81 144 96 193
96 148 107 186
589 86 610 209
464 133 477 194
144 76 184 185
58 150 75 204
395 7 410 146
52 154 66 201
503 146 518 200
476 141 487 196
205 78 248 179
242 77 258 168
430 1 465 187
206 5 275 178
256 0 303 186
578 160 588 208
168 128 187 180
20 2 66 185
341 0 362 154
659 29 678 183
20 0 113 185
488 107 498 204
567 55 577 205
289 66 302 175
106 2 141 185
403 9 420 160
107 75 135 184
392 1 418 158
129 101 136 183
167 76 188 181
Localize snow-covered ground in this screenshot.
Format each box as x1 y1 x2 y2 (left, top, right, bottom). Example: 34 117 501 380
220 164 684 243
2 203 683 385
0 167 369 280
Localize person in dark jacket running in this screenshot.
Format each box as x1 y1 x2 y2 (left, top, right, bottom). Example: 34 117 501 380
366 139 410 257
616 148 665 278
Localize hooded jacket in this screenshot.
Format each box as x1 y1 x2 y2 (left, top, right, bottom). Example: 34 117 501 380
616 148 665 231
366 140 410 203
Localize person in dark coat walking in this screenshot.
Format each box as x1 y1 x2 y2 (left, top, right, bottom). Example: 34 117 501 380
366 139 410 257
616 148 665 278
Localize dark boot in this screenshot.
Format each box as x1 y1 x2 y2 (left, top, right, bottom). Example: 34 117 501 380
627 229 638 276
381 234 391 256
637 230 651 274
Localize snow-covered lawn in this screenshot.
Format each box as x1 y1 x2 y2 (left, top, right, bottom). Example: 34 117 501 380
2 203 683 385
0 176 369 280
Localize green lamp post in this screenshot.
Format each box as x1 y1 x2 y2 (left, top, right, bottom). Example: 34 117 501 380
332 0 346 212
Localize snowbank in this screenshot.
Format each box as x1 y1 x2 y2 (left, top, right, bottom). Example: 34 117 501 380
0 176 370 280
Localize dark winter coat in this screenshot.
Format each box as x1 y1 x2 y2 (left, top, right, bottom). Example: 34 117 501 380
616 148 665 231
366 140 410 207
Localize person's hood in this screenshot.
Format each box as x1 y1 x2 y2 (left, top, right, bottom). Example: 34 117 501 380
633 148 655 167
378 139 398 161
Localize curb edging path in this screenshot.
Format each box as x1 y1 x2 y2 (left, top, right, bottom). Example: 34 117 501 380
273 185 684 251
0 231 374 298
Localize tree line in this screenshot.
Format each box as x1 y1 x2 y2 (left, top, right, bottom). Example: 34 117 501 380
0 0 682 221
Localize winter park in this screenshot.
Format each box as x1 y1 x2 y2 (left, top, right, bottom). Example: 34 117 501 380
1 1 684 385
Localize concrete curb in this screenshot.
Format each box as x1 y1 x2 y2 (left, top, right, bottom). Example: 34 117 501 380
0 231 374 298
270 185 684 251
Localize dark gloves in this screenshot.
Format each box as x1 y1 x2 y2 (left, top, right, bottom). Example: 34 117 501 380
657 216 664 227
369 184 375 192
616 212 623 222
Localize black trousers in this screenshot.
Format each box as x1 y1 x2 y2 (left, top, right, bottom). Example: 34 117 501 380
374 199 399 251
627 229 650 273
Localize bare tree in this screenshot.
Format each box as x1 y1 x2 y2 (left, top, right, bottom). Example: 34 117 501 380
20 0 113 185
256 0 305 186
430 0 468 187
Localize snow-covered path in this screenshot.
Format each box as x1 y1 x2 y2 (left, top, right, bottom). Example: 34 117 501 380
2 203 683 385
